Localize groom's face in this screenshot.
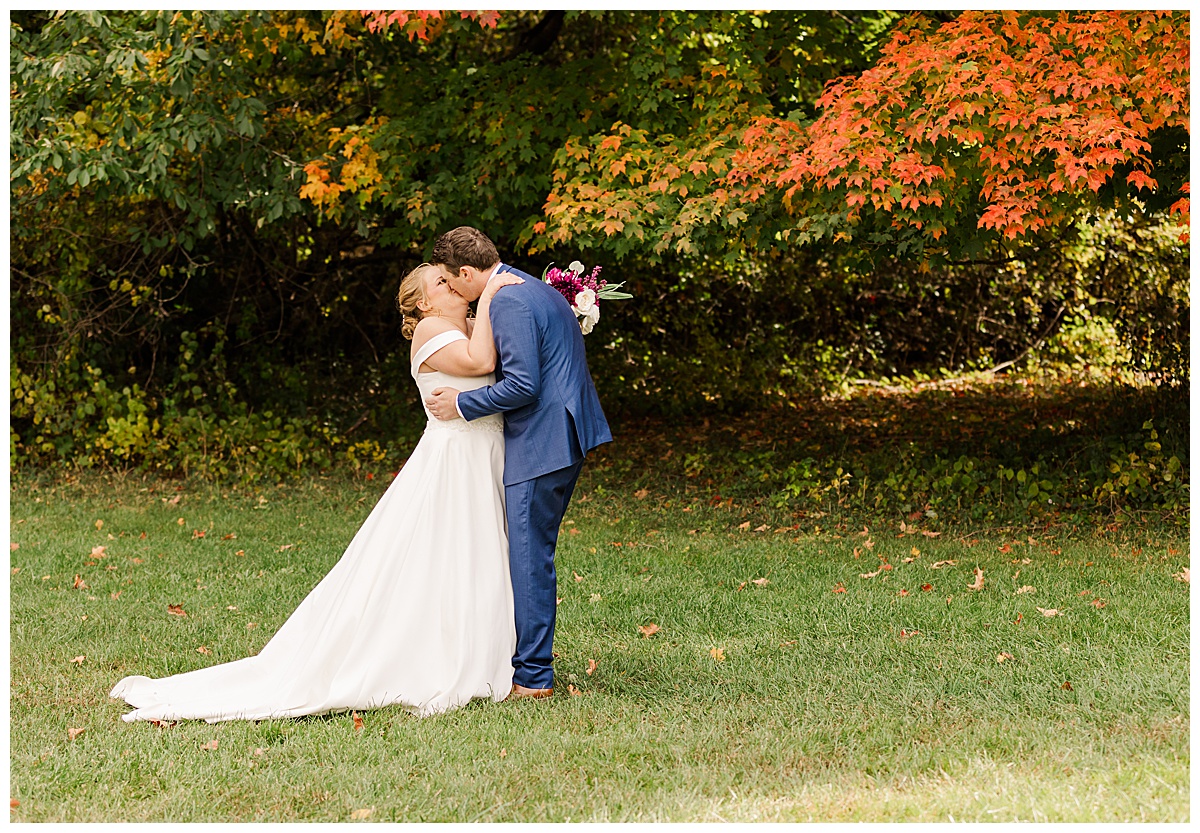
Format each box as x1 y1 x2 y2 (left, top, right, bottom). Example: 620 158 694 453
441 264 484 302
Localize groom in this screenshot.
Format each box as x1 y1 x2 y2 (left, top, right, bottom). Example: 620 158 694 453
426 226 612 700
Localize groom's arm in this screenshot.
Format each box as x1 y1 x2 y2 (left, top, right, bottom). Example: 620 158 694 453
456 292 541 420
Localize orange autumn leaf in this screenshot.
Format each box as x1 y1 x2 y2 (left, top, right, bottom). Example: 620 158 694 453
567 684 582 696
167 604 187 617
997 652 1014 663
352 710 364 732
1091 599 1107 609
586 659 597 676
196 646 212 655
898 588 909 597
67 728 85 741
90 545 106 558
72 575 87 590
638 623 660 638
70 655 85 665
833 583 847 593
200 739 218 751
573 572 583 583
710 647 726 662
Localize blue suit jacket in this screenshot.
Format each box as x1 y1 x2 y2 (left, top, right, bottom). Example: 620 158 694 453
457 264 613 485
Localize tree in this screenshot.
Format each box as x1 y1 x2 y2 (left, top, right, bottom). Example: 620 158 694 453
728 10 1190 259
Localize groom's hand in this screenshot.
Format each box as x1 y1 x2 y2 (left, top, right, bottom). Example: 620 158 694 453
426 387 462 421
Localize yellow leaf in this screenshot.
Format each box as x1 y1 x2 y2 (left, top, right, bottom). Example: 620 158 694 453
350 807 374 820
710 647 726 662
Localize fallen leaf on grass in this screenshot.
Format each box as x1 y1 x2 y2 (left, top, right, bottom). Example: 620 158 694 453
638 623 660 638
833 583 847 593
998 544 1012 554
567 684 582 696
176 518 185 526
1016 586 1035 594
110 591 122 600
572 571 583 583
10 799 18 809
1061 681 1074 691
1014 613 1023 624
167 604 187 617
139 532 147 539
149 719 177 729
235 550 245 557
921 530 941 538
11 568 19 575
586 659 597 676
1077 590 1092 597
710 647 726 662
352 711 363 732
967 568 984 591
751 577 769 587
90 545 106 558
9 543 17 552
95 520 104 530
70 655 85 665
350 807 374 820
899 629 919 639
634 488 649 499
130 557 143 564
997 652 1014 663
200 739 218 751
898 589 909 597
67 728 85 741
932 560 956 569
499 748 507 759
196 646 211 655
909 547 921 557
1091 599 1107 609
1173 568 1190 585
73 575 87 590
754 524 770 532
780 640 797 647
279 544 293 552
191 530 206 539
246 622 257 629
1036 607 1063 617
860 568 882 579
222 533 237 540
569 528 580 535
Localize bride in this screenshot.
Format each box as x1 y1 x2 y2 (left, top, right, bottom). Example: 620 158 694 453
110 264 525 721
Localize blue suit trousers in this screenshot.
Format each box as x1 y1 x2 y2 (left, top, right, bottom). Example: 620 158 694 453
506 460 584 690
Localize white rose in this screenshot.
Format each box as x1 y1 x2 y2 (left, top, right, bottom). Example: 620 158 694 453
568 260 585 276
572 287 597 315
579 304 600 335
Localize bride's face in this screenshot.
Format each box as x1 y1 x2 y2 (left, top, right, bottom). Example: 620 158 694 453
421 269 469 317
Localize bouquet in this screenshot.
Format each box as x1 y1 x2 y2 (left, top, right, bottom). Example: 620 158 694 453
541 260 632 335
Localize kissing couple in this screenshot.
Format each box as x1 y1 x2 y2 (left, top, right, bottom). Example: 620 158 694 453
111 226 612 720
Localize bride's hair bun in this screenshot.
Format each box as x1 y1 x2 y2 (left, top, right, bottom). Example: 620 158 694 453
397 263 437 340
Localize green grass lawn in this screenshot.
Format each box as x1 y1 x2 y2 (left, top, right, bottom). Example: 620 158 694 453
8 475 1189 821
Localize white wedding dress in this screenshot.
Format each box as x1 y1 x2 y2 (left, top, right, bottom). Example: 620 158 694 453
110 330 515 721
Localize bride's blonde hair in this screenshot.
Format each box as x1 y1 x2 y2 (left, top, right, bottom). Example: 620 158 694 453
396 263 441 340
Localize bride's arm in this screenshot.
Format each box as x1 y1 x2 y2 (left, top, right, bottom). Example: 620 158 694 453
413 275 522 375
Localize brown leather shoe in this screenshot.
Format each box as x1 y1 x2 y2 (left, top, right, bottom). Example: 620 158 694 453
506 684 553 701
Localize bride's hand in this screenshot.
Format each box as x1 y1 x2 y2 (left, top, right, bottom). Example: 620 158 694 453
481 273 523 302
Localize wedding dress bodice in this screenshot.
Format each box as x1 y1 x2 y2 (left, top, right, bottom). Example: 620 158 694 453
411 330 503 433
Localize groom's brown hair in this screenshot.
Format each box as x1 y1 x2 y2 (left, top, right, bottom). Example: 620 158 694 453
431 227 500 273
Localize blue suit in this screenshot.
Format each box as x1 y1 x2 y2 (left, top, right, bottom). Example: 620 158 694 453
457 264 612 688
